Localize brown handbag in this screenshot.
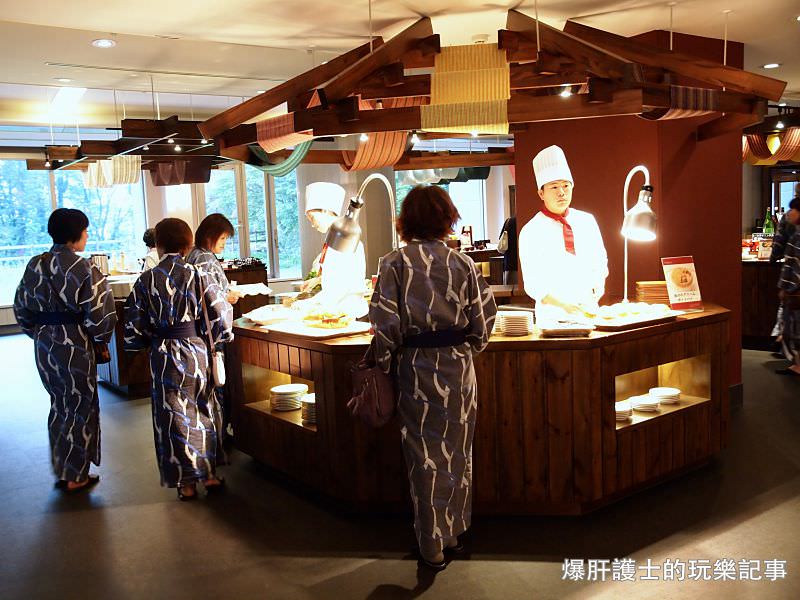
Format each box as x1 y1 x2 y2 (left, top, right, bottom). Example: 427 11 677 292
347 342 396 428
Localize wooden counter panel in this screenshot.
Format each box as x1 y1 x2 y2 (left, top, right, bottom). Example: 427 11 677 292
473 352 498 506
572 348 603 503
519 351 548 504
545 350 573 505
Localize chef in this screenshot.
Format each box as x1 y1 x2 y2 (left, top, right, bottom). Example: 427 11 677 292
300 182 368 317
518 145 608 323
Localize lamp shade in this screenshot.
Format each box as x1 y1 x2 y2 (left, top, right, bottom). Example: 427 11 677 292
305 182 345 216
324 197 364 253
621 187 657 242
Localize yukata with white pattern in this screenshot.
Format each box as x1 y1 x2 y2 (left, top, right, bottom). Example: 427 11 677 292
185 246 234 426
123 254 233 488
13 245 116 484
369 240 497 558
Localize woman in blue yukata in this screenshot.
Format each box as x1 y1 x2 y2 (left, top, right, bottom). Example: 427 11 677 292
185 213 240 434
124 218 233 500
369 185 497 570
14 208 117 492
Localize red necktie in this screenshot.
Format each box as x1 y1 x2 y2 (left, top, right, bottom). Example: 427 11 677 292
540 208 576 255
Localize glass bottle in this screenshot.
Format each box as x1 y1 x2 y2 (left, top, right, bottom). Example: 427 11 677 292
763 206 774 235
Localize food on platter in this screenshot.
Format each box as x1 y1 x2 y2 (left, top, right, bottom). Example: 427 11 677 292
595 302 674 322
303 311 352 329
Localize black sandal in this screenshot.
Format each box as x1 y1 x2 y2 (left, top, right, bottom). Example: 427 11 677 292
444 538 465 555
61 474 100 494
418 556 447 571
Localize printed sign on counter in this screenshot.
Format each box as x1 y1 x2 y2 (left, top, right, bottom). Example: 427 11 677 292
661 256 703 311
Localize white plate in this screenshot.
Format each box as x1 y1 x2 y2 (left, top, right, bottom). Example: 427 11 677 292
271 383 309 395
649 387 680 398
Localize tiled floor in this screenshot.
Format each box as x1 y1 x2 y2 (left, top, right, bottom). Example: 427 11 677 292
0 334 798 599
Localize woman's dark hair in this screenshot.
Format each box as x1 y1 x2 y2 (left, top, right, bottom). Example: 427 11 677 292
142 228 156 249
195 213 235 250
789 196 800 211
396 185 461 243
155 218 193 255
47 208 89 244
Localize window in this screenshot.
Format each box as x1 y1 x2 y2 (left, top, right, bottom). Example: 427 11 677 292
53 170 147 270
273 170 301 279
0 159 53 305
450 179 487 241
393 172 487 241
203 168 241 260
244 165 270 265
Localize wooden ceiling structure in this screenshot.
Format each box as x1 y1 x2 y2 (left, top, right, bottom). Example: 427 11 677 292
25 8 787 177
198 9 786 172
26 116 228 181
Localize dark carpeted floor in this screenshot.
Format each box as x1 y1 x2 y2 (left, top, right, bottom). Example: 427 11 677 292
0 334 797 599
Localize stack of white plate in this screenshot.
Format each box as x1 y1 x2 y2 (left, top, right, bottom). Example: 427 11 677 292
615 400 633 421
270 383 307 411
301 393 317 425
649 387 681 405
631 395 661 412
496 311 533 336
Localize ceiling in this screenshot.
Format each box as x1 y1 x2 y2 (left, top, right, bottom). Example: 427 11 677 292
0 0 797 129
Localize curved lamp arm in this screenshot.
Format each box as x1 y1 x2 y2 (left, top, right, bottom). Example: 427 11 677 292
356 173 398 250
622 165 650 303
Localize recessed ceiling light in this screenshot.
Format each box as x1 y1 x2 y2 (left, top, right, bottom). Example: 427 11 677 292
54 78 72 83
174 145 182 152
91 38 116 48
779 102 787 106
200 138 208 144
143 145 149 151
167 138 175 144
560 87 572 97
776 121 785 129
762 63 781 69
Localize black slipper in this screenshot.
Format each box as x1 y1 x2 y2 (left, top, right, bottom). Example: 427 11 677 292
204 477 226 494
444 540 465 555
771 352 786 359
418 556 447 571
62 474 100 493
776 368 800 376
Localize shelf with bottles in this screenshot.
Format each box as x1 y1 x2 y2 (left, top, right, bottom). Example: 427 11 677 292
240 363 317 433
614 354 711 432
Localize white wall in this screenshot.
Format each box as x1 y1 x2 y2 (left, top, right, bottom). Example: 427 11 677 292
485 165 514 242
742 162 762 237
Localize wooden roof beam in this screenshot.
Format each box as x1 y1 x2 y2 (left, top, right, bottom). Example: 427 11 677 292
507 9 643 84
121 116 201 139
508 88 644 122
319 18 434 106
564 20 786 101
198 39 383 140
697 113 765 142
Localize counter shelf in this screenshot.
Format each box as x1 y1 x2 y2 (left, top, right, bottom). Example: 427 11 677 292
227 305 730 515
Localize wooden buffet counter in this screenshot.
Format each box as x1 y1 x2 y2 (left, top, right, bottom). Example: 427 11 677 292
227 305 730 515
741 259 782 350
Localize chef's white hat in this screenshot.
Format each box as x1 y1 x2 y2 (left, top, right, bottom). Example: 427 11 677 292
532 145 573 189
305 182 345 216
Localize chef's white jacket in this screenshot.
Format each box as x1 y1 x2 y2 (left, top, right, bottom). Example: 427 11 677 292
518 208 608 320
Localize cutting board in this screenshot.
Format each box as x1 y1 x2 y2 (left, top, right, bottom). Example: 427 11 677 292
260 319 372 340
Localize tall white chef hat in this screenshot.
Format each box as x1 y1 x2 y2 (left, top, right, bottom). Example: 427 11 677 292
305 182 346 216
532 145 573 189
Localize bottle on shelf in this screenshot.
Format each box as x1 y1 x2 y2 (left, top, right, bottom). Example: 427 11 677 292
763 206 774 236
